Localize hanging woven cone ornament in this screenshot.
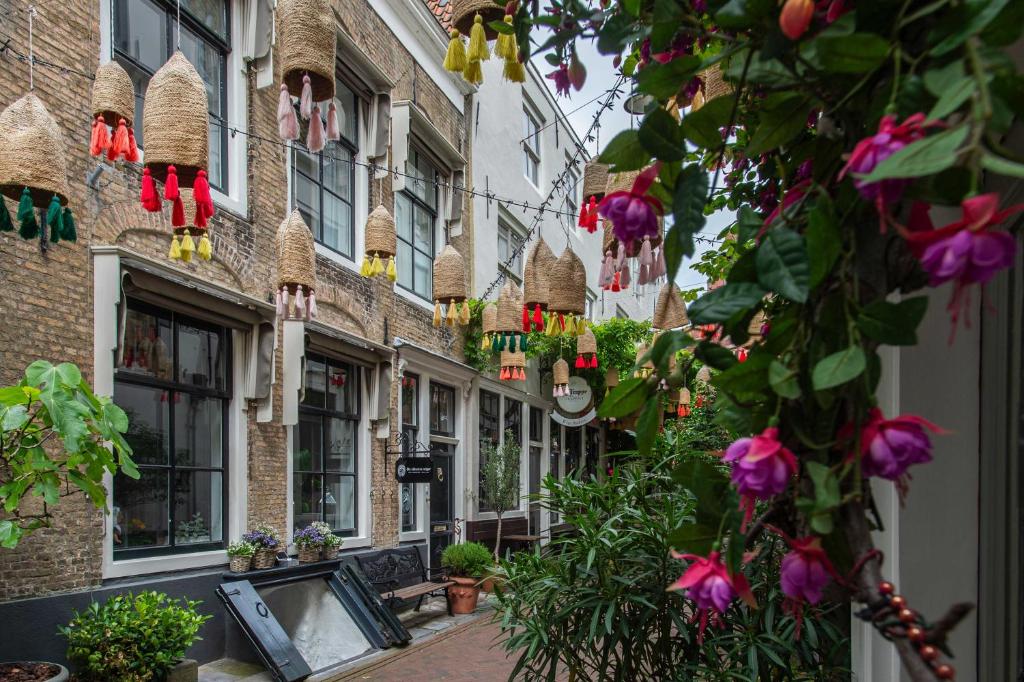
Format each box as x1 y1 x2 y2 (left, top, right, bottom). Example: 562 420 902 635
547 246 587 338
552 358 570 397
653 283 690 331
575 328 599 369
523 238 555 333
495 281 527 353
634 344 654 379
140 51 215 260
604 367 619 397
275 209 318 320
362 205 398 281
480 303 498 351
500 350 527 382
90 60 138 162
450 0 504 85
578 161 608 233
0 93 74 243
433 245 471 327
601 168 666 288
276 0 337 146
696 365 712 384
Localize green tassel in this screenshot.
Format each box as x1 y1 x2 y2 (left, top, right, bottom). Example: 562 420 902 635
0 198 12 232
509 334 517 353
496 333 506 352
519 333 528 352
46 195 62 244
17 188 38 240
61 208 77 242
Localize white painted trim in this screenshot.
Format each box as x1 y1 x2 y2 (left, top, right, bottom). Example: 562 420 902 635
95 249 121 577
105 550 229 579
229 330 250 544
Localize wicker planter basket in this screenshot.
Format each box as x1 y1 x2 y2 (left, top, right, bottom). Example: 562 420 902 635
278 0 336 102
482 303 498 335
365 205 397 258
297 547 321 563
252 547 278 570
496 281 523 333
276 209 317 293
229 555 252 573
577 328 598 356
92 60 135 127
523 239 555 309
0 93 70 206
142 51 209 186
434 245 467 303
582 161 609 201
653 283 689 330
548 248 586 315
453 0 506 39
553 358 569 386
605 367 619 389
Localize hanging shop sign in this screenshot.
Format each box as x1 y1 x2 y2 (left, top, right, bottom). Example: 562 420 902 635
395 457 433 484
551 408 597 428
552 376 596 427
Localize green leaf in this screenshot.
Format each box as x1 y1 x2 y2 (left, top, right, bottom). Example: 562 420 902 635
856 297 928 346
643 330 694 375
861 125 969 183
981 153 1024 179
756 227 809 303
768 360 801 399
635 401 661 457
103 402 130 433
746 94 812 156
666 165 708 280
805 202 841 288
713 353 772 400
668 522 719 556
599 130 651 172
927 77 975 120
638 108 686 162
0 520 22 549
688 283 766 324
930 0 1011 56
812 346 866 391
806 461 841 508
681 96 734 149
55 363 82 386
596 12 640 55
598 378 650 419
488 19 514 35
1 404 28 431
695 342 738 371
635 56 702 99
735 206 762 244
814 33 890 73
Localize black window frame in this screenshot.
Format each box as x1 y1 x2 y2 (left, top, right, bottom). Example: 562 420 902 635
429 382 456 438
295 353 361 537
477 389 501 512
111 0 231 193
113 298 231 560
396 147 440 302
400 372 420 534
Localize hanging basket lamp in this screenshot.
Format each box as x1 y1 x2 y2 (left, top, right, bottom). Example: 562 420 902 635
276 0 340 151
276 209 318 320
361 205 398 282
653 283 690 331
547 247 587 337
480 303 498 351
444 1 523 86
90 60 138 163
500 350 527 382
634 343 654 379
691 64 733 113
552 358 570 397
139 51 215 262
604 367 619 396
578 161 608 233
575 328 599 369
523 238 554 332
494 281 527 353
0 93 75 243
433 244 470 327
600 169 666 290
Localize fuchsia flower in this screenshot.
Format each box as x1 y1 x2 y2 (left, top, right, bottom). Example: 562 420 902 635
598 164 664 245
779 0 815 39
547 64 571 97
669 551 736 612
854 408 942 483
780 536 835 604
722 427 798 500
839 114 938 206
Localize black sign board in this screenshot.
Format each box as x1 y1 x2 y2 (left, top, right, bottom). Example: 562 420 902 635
395 457 433 483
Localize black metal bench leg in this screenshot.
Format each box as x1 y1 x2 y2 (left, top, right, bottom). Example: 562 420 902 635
445 587 453 616
415 595 424 612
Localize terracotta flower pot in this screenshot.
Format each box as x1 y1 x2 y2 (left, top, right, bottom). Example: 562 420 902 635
0 662 69 682
448 575 481 614
480 576 495 593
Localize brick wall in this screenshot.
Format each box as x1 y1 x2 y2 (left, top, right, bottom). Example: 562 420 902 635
0 0 472 601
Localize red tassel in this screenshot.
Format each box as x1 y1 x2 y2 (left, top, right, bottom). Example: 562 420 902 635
590 355 599 369
193 170 214 226
171 196 185 227
164 165 180 201
522 304 530 333
108 118 129 161
558 313 566 332
577 202 588 228
737 348 748 363
677 405 685 417
500 367 510 381
611 271 621 293
90 115 110 156
126 127 139 163
532 304 543 331
140 168 161 212
586 197 599 232
575 355 586 369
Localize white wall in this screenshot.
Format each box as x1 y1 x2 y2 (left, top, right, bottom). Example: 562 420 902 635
471 60 658 321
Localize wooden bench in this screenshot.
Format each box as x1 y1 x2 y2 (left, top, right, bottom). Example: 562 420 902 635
353 546 455 615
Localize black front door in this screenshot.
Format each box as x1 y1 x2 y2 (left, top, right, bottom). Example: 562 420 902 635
428 445 453 577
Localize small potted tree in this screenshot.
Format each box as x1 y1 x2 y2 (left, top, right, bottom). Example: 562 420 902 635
441 541 493 614
243 525 281 570
227 541 256 573
293 524 326 563
479 430 522 590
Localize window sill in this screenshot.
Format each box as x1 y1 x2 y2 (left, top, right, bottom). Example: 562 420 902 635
394 284 434 315
212 187 247 222
105 549 227 579
399 531 427 543
314 241 360 276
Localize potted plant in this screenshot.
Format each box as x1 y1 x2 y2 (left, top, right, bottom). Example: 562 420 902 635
243 525 280 570
0 662 68 681
315 522 343 559
226 541 256 573
60 591 211 682
479 430 522 591
441 541 492 614
293 524 326 563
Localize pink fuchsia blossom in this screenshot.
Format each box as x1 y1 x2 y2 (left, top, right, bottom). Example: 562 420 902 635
854 408 942 482
761 180 810 233
722 427 798 500
780 536 835 604
838 114 938 206
598 164 664 246
547 64 571 97
779 0 815 39
668 551 736 613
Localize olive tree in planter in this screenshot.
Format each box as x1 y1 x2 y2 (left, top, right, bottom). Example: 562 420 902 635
0 360 137 548
480 430 521 561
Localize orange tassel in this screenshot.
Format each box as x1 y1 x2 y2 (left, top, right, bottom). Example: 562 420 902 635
126 128 139 163
108 118 129 161
90 115 110 157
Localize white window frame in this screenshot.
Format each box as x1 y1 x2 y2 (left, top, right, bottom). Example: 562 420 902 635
472 379 532 522
523 105 542 188
564 157 580 229
586 289 597 321
497 217 527 284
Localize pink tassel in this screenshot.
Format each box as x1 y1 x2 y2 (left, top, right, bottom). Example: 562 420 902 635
621 264 631 289
639 238 653 270
295 285 307 317
615 244 626 272
653 246 666 279
326 102 340 141
307 107 325 153
599 251 614 288
300 74 313 120
308 292 318 319
278 84 299 140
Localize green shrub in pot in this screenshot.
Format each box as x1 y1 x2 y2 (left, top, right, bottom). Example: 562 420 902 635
441 541 493 578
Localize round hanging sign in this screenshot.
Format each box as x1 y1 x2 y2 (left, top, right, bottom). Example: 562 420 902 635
556 376 593 415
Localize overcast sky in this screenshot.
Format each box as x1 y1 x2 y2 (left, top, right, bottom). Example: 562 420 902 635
540 38 733 293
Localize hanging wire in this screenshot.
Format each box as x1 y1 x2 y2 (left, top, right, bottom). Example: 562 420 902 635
516 88 616 145
26 4 34 91
175 0 181 50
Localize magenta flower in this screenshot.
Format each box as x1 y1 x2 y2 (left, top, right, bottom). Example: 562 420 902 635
855 408 941 481
547 64 571 97
722 427 798 500
668 551 736 613
780 537 834 604
597 164 664 245
838 114 936 205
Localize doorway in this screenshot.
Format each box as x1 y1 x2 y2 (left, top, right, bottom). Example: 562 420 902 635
428 444 454 577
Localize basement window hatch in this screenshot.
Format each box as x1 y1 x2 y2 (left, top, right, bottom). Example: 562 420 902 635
218 565 411 681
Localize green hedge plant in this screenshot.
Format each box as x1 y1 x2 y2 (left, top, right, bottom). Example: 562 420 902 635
441 541 493 578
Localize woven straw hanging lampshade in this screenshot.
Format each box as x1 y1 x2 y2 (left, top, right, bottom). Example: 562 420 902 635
275 0 339 150
480 303 498 351
575 328 599 369
453 0 505 40
360 205 398 282
691 64 733 113
634 344 654 379
275 209 318 320
547 247 587 337
90 60 138 163
500 350 527 382
653 283 690 330
600 168 667 289
552 358 570 396
494 281 528 353
445 0 522 88
605 367 619 393
523 238 554 332
139 51 215 262
433 245 470 327
577 161 608 233
0 93 76 243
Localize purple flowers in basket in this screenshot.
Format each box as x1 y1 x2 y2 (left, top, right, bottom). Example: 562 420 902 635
242 524 280 549
293 524 328 550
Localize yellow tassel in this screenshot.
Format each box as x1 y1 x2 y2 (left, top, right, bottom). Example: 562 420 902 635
168 235 181 260
433 300 442 327
576 318 587 336
467 14 490 62
197 233 212 261
481 334 489 351
459 301 471 325
371 253 385 276
565 313 574 336
463 59 483 85
386 256 397 282
545 315 558 337
360 255 373 277
180 229 195 263
495 16 516 60
443 30 468 72
503 57 526 83
446 298 457 326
